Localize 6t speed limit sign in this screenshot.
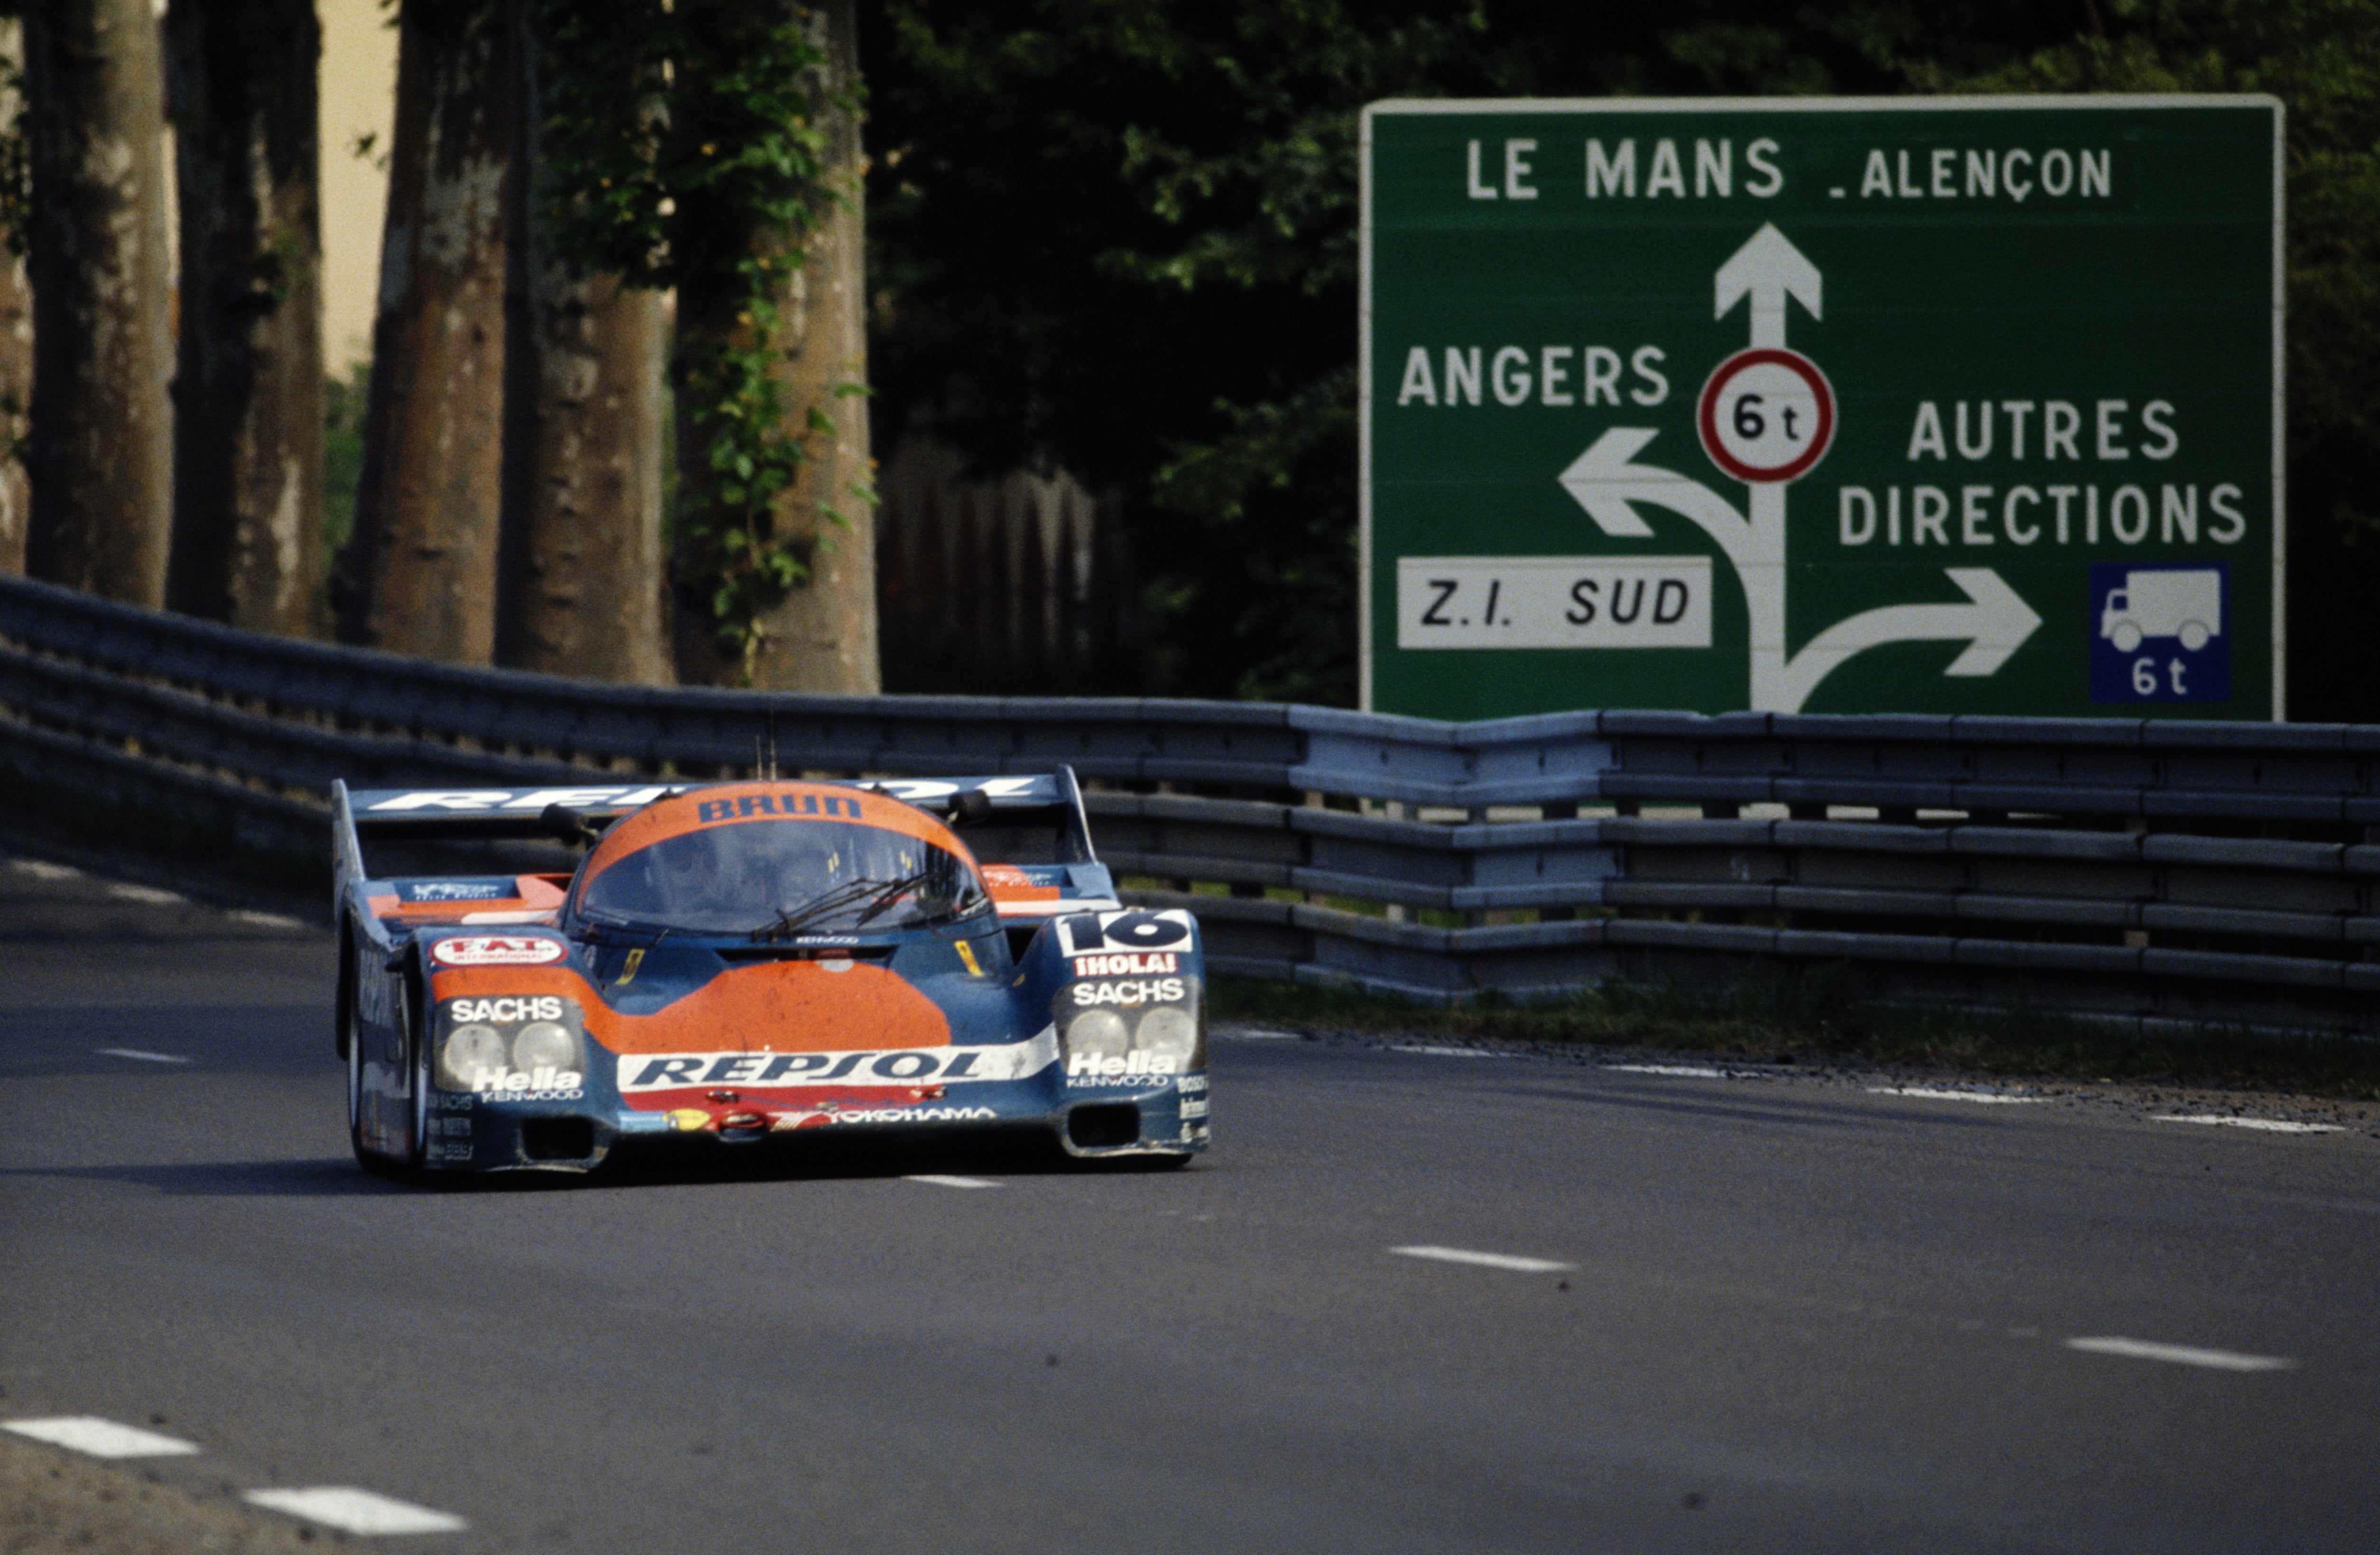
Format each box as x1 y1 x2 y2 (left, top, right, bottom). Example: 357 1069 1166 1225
1697 348 1835 484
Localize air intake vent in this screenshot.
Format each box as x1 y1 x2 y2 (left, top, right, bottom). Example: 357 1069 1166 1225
1066 1103 1140 1149
521 1117 595 1161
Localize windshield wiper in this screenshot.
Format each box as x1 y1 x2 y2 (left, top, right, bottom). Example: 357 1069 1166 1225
751 875 909 941
750 869 963 940
852 868 940 927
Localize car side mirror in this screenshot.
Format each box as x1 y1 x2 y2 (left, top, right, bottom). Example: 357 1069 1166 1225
542 804 600 850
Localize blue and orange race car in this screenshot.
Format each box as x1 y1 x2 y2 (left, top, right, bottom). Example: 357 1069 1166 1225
332 770 1208 1176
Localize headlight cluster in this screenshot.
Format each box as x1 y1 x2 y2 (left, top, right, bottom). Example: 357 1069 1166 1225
1062 993 1203 1079
436 996 587 1095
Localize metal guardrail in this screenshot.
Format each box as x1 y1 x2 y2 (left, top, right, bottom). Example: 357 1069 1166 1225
2 571 2376 1036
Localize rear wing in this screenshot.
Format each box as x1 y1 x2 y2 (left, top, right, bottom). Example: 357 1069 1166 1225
332 770 1105 918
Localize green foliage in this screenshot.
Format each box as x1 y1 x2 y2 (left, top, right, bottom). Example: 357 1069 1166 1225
871 1 1490 702
0 55 25 259
537 0 860 677
869 0 2380 713
323 361 369 555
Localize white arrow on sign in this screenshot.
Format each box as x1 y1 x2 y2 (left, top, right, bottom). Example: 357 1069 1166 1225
1556 427 1752 567
1552 223 2039 714
1773 568 2043 714
1714 222 1823 349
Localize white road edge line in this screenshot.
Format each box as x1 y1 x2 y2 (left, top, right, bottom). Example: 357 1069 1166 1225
2065 1336 2295 1372
1605 1063 1727 1078
243 1488 468 1535
2152 1114 2343 1135
2 1416 201 1458
1391 1245 1574 1274
904 1174 1000 1189
1867 1086 2044 1104
94 1048 191 1065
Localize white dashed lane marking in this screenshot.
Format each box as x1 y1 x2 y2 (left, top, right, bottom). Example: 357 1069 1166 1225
95 1048 191 1064
1391 1245 1574 1275
102 882 186 906
3 1416 201 1458
244 1487 469 1535
230 909 307 930
2066 1336 2295 1372
1605 1064 1727 1078
905 1174 1000 1189
1868 1086 2045 1105
2153 1114 2343 1135
9 860 82 880
1387 1045 1513 1059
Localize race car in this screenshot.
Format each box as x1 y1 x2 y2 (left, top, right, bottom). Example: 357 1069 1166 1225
332 769 1208 1175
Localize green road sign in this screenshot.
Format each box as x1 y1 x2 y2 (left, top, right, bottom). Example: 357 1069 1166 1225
1360 97 2283 721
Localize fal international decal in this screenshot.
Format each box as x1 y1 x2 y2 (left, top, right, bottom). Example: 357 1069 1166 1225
429 935 566 968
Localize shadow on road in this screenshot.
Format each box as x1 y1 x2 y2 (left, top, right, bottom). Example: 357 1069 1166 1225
1495 1083 1999 1130
0 1129 1196 1198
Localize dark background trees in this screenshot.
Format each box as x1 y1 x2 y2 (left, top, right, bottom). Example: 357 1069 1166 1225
0 0 2371 717
863 0 2380 716
343 0 514 663
537 0 875 690
165 0 325 637
21 0 174 606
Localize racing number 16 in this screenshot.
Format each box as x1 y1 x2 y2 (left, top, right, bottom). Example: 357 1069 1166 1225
1061 912 1189 954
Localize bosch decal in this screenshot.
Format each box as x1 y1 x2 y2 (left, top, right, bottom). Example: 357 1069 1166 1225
429 935 565 968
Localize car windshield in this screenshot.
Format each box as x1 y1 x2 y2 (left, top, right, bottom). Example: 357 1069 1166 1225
577 818 987 935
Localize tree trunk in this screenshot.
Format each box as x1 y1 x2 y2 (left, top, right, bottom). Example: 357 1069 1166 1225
673 0 876 692
0 19 30 577
495 2 668 684
345 0 508 661
21 0 173 605
164 0 325 637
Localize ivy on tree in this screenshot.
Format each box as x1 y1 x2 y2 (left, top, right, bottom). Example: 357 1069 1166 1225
538 0 864 676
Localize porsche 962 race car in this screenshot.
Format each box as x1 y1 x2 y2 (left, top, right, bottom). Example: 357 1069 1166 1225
333 770 1208 1174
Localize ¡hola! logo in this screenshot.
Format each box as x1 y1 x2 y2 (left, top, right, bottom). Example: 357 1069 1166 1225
429 935 566 968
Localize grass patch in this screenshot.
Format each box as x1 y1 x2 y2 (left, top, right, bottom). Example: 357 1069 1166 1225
1212 971 2380 1101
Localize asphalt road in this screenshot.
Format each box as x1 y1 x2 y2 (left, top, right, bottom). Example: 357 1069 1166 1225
3 856 2377 1554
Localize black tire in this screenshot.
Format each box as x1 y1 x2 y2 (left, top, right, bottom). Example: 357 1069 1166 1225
348 988 402 1177
403 975 432 1173
346 994 372 1165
